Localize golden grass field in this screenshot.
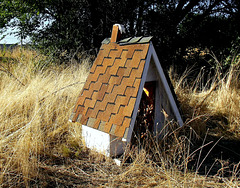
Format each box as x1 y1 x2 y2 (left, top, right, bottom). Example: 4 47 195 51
0 47 240 187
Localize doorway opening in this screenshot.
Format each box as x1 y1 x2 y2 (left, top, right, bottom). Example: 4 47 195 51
132 81 156 144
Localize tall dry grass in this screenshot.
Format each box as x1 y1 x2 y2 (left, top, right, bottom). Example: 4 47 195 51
0 47 239 187
170 55 240 138
0 47 90 186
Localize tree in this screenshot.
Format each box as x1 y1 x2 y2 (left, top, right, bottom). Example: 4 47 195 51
0 0 239 68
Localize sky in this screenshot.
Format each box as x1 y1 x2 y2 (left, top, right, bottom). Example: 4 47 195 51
1 19 46 44
1 30 30 44
0 26 23 44
1 28 20 44
1 34 19 44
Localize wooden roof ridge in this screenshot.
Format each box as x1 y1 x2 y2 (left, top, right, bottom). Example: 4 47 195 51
102 36 153 45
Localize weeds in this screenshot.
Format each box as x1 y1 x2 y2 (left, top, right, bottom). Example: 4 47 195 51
0 47 239 187
170 55 240 138
0 47 89 186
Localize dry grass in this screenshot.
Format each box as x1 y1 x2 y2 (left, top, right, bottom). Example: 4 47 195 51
0 47 90 186
170 55 240 138
0 47 239 187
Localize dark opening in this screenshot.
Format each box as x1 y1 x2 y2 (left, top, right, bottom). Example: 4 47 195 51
132 81 156 144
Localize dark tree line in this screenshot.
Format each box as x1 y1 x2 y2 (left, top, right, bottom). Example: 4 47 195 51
1 0 240 69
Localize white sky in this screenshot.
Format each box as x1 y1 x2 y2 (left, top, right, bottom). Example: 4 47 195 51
1 28 20 44
1 18 49 44
1 34 19 44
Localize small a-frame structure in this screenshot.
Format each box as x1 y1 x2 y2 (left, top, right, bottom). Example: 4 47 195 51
69 24 183 157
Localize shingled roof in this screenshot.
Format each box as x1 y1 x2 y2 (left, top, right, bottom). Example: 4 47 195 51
70 37 152 139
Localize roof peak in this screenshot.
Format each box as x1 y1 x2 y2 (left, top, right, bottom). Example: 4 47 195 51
102 36 153 45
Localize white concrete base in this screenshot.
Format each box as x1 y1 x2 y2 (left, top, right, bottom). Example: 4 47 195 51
82 125 126 157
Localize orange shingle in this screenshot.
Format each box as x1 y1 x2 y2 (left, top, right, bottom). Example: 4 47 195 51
70 41 150 138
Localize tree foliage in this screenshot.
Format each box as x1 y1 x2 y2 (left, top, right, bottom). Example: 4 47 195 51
1 0 240 68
